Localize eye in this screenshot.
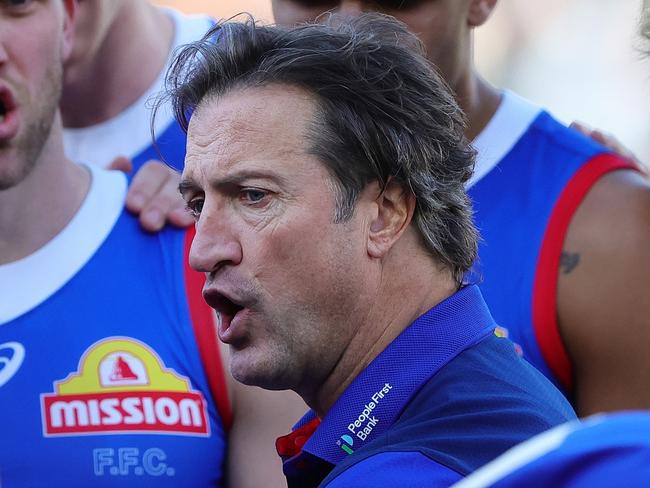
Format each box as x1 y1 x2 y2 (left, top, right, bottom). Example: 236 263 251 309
2 0 35 12
186 198 204 219
240 188 269 205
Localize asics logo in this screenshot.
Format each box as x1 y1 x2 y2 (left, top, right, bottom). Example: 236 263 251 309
0 342 25 387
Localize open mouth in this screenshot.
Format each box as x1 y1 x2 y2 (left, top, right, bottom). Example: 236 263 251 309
0 86 18 140
0 88 15 122
203 290 246 335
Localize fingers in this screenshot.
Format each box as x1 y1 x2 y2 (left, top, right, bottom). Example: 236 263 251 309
108 155 133 173
168 207 196 228
125 159 191 232
569 120 590 135
570 121 646 174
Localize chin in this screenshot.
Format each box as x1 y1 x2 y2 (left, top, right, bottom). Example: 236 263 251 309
229 349 294 391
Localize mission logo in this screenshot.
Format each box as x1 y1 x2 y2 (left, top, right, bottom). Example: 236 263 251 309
40 337 209 437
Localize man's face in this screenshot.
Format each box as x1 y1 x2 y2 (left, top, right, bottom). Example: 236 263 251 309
0 0 74 190
272 0 472 88
182 84 373 394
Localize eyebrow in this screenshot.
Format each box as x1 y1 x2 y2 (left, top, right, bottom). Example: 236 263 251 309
178 179 200 198
178 169 288 197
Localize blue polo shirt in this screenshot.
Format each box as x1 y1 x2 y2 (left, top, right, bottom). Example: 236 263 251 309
277 285 575 487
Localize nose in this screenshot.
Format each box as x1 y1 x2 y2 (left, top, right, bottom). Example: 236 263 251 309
188 209 243 274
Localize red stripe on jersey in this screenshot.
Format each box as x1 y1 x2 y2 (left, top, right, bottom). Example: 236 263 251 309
533 153 637 393
184 227 233 431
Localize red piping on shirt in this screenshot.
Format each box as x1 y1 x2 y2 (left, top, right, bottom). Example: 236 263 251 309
532 153 637 393
184 228 233 431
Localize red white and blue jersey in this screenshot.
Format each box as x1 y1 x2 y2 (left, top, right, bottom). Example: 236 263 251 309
277 286 575 487
0 167 229 487
63 9 213 172
467 91 637 393
454 412 650 488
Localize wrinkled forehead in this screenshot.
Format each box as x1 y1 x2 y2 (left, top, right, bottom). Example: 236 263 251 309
183 84 320 181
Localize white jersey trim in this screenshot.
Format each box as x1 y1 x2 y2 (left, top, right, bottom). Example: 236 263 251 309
467 91 544 189
63 9 213 168
0 166 126 324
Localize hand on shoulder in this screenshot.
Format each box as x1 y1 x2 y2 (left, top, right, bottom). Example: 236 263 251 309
109 157 194 232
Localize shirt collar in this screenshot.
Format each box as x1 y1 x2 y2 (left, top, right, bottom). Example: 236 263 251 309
281 285 495 471
468 90 543 189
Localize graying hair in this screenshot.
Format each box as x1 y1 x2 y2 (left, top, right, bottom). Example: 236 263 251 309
163 14 478 283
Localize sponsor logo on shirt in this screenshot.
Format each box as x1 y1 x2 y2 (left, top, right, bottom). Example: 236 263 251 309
40 337 209 437
346 382 393 442
337 435 355 455
0 341 25 388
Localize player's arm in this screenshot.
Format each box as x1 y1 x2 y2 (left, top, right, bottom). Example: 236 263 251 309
557 168 650 415
110 157 194 231
220 340 308 488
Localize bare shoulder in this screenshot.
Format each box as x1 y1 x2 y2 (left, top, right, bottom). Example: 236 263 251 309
557 168 650 415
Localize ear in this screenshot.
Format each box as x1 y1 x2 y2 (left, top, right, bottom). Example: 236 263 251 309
367 180 416 259
467 0 498 28
61 0 77 62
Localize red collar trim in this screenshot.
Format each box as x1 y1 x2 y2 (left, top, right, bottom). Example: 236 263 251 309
276 417 321 459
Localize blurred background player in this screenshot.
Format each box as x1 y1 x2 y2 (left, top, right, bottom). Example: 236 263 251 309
60 3 309 480
449 4 650 487
270 0 650 416
61 0 201 230
0 1 302 486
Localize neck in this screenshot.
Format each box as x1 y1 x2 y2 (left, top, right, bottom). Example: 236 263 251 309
307 234 458 417
60 3 174 128
451 40 502 141
0 115 90 264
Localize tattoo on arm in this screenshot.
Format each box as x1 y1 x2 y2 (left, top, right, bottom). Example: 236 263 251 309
560 252 580 274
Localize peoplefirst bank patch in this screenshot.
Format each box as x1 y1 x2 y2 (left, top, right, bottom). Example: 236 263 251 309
40 337 209 437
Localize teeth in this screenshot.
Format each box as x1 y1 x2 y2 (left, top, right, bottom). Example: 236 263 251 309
215 311 222 328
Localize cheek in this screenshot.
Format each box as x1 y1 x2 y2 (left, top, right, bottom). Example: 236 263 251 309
253 224 321 277
249 218 352 291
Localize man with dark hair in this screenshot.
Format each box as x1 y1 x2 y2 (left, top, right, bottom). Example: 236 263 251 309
173 15 574 486
271 0 650 416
